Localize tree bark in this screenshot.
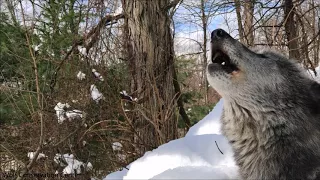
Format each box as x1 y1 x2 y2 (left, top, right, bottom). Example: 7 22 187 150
284 0 300 60
234 0 244 43
243 0 255 46
123 0 178 153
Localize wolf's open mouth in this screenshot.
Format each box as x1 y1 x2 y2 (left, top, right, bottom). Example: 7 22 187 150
212 50 239 74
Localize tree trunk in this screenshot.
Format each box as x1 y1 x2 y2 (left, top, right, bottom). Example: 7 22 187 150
243 0 254 46
122 0 178 154
284 0 300 60
234 0 244 43
201 0 208 104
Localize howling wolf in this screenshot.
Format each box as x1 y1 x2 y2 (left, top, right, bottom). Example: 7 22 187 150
207 29 320 180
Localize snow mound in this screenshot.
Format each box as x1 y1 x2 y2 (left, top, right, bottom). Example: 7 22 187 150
151 166 236 179
186 99 223 136
104 99 238 180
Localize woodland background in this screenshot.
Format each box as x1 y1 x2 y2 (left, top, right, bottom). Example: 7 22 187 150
0 0 319 179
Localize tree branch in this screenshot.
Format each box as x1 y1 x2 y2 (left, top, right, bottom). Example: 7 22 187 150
49 13 124 93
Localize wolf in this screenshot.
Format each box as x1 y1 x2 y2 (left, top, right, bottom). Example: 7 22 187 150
207 29 320 180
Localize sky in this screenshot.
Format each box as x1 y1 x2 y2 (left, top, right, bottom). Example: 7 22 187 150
173 0 239 55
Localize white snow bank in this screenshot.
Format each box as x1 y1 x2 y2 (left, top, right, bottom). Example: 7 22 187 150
104 100 238 180
186 99 223 136
151 166 236 179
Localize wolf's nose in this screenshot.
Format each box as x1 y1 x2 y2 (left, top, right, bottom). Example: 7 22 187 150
211 29 227 40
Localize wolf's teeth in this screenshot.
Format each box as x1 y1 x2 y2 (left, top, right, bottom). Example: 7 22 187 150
221 62 225 65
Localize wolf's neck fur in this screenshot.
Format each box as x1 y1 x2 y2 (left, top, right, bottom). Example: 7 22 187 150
220 98 316 179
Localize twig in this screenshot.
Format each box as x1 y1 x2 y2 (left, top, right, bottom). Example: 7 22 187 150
215 141 224 155
49 13 124 93
17 2 44 179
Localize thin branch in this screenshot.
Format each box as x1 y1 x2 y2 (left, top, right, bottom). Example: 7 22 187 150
17 2 44 179
215 141 224 155
49 13 124 93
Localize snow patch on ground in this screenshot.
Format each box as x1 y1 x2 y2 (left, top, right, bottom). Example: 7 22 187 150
54 154 92 175
112 142 123 151
28 152 47 161
120 90 137 102
54 102 83 124
77 71 86 80
92 69 104 81
90 85 104 103
78 46 87 56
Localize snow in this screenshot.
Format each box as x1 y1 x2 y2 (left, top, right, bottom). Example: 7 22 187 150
90 85 104 103
77 71 86 80
111 6 123 16
54 102 83 124
104 99 238 180
65 110 83 120
112 142 123 151
28 152 47 161
151 166 236 179
78 46 87 56
92 69 104 81
186 100 223 136
54 154 92 175
120 90 137 102
54 102 70 123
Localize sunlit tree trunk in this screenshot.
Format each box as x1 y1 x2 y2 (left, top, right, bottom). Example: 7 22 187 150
122 0 178 153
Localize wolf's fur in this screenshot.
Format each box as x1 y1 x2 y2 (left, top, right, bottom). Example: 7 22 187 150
207 29 320 180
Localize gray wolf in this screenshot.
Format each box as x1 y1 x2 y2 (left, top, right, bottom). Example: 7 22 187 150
207 29 320 180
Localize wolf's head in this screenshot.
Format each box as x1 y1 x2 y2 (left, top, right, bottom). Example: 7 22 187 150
207 29 320 111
